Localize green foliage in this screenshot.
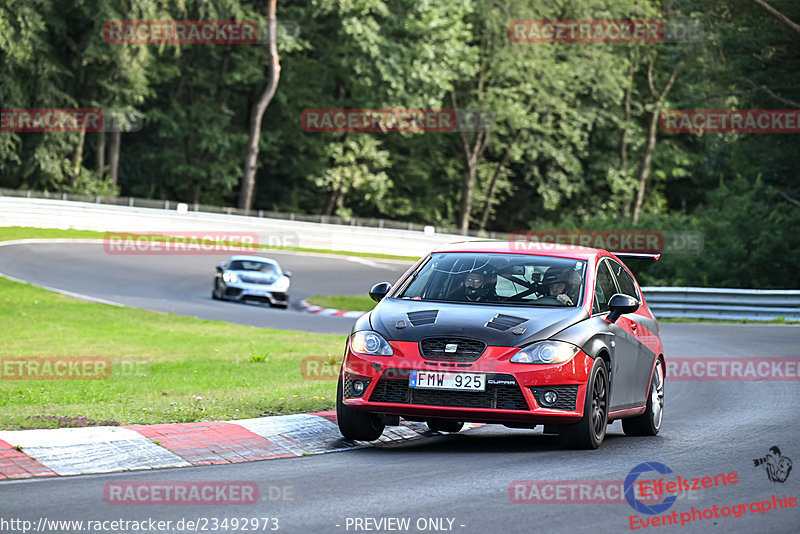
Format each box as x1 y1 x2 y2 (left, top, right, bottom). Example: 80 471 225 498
1 0 798 287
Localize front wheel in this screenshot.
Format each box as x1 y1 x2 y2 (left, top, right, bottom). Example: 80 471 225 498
336 375 385 441
559 358 609 450
212 280 221 299
623 358 664 436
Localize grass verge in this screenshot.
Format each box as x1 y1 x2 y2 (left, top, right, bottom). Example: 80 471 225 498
305 295 375 312
658 316 800 325
0 277 344 430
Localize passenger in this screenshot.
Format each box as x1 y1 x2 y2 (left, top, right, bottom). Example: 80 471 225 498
543 269 578 305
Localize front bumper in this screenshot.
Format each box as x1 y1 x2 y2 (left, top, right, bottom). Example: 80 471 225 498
341 340 593 425
222 282 288 305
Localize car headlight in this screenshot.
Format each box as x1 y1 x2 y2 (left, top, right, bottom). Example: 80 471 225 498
222 272 238 283
273 278 290 291
510 341 580 364
350 331 393 356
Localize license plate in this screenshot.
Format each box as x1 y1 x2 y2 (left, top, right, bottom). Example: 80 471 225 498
409 371 485 392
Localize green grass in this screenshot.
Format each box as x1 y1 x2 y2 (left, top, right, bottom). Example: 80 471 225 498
0 277 345 430
659 316 800 325
0 226 418 261
305 295 376 312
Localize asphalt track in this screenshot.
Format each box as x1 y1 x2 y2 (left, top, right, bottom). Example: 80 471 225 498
1 241 799 533
0 242 411 334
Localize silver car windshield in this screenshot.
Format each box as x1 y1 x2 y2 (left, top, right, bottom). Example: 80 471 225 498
229 260 278 274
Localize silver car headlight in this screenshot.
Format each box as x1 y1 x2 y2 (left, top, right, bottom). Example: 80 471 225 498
222 272 238 283
273 277 290 291
350 331 393 356
510 341 580 364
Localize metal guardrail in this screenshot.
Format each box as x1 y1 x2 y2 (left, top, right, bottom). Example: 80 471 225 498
641 287 800 321
0 187 499 238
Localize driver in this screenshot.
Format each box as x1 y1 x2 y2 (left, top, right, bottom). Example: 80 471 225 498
462 271 497 302
543 269 577 305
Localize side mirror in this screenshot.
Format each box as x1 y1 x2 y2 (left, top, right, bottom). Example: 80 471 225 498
216 263 227 273
607 293 639 323
283 271 292 278
369 282 393 302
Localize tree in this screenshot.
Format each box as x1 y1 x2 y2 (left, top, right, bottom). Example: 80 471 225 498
238 0 281 213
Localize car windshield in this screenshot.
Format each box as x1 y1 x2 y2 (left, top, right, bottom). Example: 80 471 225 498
398 253 586 306
228 260 278 274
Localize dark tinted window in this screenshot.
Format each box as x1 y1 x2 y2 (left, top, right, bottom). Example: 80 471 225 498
609 261 638 299
229 260 278 273
399 253 586 307
593 260 617 314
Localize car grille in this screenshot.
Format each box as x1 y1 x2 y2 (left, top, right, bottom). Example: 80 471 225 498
419 337 486 362
529 385 579 410
224 287 243 297
369 372 529 411
238 275 276 284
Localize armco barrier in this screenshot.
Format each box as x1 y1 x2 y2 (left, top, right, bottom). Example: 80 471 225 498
641 287 800 321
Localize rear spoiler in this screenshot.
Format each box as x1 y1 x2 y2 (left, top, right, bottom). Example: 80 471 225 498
611 252 661 261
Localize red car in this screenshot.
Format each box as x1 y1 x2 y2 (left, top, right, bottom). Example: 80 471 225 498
336 241 665 449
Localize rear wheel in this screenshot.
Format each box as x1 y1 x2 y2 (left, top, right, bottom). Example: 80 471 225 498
426 419 464 433
336 375 385 441
623 358 664 436
559 358 609 450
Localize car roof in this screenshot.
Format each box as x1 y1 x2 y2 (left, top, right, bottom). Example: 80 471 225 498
431 240 602 260
228 255 279 264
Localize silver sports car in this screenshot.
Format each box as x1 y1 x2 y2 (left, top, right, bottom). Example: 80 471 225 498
212 255 291 308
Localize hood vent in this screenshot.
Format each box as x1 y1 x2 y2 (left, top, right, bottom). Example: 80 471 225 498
406 310 438 326
485 314 527 331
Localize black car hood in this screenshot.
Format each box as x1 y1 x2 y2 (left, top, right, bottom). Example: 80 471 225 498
370 298 589 347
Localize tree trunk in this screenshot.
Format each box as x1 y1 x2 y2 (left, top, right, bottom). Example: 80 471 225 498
479 129 522 231
631 109 660 225
238 0 281 213
632 59 681 224
72 128 87 187
96 130 106 180
453 91 489 235
620 52 634 218
109 130 121 187
749 0 800 35
324 186 342 217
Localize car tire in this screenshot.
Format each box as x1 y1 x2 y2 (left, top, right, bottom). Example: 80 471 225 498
426 419 464 433
622 358 664 436
559 357 609 450
336 375 385 441
212 280 222 300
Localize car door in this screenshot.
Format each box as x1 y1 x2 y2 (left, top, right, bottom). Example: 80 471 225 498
593 259 639 411
607 259 656 407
